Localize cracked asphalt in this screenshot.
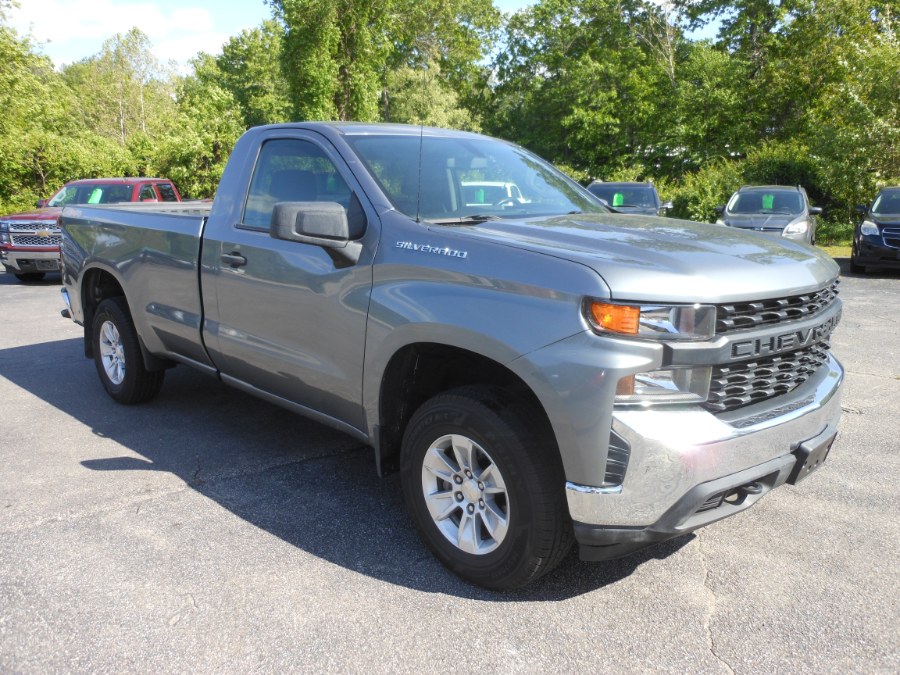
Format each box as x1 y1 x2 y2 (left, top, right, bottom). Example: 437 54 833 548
1 262 897 673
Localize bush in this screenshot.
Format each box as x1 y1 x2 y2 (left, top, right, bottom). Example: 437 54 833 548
667 160 742 223
815 217 855 245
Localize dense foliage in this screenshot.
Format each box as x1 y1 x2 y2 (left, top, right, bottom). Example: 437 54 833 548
1 0 897 242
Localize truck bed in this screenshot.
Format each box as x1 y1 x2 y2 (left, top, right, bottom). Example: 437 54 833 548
61 201 213 370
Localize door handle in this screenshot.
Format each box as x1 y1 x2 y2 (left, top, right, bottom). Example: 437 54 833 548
221 252 247 268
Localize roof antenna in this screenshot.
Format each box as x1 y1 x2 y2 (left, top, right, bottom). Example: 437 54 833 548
415 41 429 223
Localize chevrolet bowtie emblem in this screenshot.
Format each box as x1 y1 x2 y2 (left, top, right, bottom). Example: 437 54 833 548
37 229 52 238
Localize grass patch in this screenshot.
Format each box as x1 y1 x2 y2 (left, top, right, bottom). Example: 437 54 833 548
819 244 851 258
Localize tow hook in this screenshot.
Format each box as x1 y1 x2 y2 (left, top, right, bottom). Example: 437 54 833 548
739 481 764 496
724 481 764 505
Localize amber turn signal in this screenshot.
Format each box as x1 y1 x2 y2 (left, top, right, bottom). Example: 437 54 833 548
616 375 635 396
588 302 640 335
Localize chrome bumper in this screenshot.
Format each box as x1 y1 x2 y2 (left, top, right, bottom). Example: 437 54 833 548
566 353 844 527
2 249 61 272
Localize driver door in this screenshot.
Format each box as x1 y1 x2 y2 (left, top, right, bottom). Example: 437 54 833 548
201 131 377 432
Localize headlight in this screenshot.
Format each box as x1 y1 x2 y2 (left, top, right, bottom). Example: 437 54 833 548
0 221 9 245
585 300 717 341
783 220 809 236
860 220 879 236
616 366 712 405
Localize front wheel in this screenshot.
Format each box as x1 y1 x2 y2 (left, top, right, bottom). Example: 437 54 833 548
400 386 572 590
92 297 165 404
849 246 866 274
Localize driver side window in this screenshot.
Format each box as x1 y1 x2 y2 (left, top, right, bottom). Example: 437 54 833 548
242 138 352 231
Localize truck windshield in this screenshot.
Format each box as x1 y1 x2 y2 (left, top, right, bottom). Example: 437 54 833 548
344 134 606 222
48 184 134 206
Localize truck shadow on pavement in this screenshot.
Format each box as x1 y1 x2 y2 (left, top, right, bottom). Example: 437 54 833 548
834 257 900 279
0 336 690 601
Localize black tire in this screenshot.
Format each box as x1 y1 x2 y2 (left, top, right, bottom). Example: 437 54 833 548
849 246 866 274
92 297 165 404
400 386 573 590
14 272 45 282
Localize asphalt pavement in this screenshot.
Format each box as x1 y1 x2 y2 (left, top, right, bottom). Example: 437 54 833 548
0 262 897 672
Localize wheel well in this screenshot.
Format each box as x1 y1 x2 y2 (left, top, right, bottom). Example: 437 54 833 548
377 343 553 469
81 269 126 359
79 269 172 372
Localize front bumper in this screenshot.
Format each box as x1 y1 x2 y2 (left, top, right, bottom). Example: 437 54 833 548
567 353 843 559
1 248 61 273
855 239 900 269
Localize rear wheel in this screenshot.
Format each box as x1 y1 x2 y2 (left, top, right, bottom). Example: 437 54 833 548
92 297 165 404
400 386 572 590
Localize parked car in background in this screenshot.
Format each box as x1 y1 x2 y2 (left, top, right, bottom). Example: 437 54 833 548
851 186 900 273
461 181 527 207
1 177 181 282
586 181 671 216
715 185 821 244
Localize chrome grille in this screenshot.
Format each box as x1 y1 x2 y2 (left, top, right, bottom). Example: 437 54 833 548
704 342 831 413
9 221 59 232
11 234 62 247
883 227 900 249
715 282 839 334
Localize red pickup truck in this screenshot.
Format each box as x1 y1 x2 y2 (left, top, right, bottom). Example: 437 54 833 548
1 177 181 282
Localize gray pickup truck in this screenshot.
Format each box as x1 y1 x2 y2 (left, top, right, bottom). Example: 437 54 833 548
60 123 844 590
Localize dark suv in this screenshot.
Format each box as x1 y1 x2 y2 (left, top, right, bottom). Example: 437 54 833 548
851 187 900 273
586 181 671 216
716 185 821 244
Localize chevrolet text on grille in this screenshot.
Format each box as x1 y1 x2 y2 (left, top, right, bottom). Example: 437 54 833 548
730 313 841 359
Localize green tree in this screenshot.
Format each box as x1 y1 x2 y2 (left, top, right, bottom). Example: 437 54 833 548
151 73 245 199
268 0 499 123
215 19 292 127
61 28 176 146
0 10 120 210
489 0 679 176
383 60 480 130
796 1 900 220
667 41 755 167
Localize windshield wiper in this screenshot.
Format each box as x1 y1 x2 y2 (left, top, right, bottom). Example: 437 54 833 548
425 214 502 225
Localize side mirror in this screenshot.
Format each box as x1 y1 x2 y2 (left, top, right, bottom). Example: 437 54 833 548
36 199 49 208
270 201 362 266
808 206 823 216
855 204 868 215
658 201 673 215
714 205 725 215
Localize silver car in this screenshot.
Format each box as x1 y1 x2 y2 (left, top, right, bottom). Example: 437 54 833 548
716 185 822 244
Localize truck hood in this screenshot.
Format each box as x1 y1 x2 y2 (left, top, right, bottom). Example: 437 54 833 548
0 207 62 223
449 213 838 303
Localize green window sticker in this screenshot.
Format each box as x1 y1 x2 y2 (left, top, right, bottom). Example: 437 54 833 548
762 193 774 210
88 189 103 204
613 192 624 207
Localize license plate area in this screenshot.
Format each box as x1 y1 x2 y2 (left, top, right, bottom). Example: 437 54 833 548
788 429 836 484
36 259 59 271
